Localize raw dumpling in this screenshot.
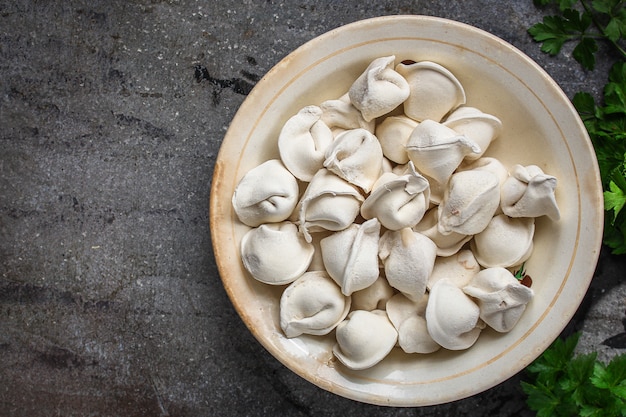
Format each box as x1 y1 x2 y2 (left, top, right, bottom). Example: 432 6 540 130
378 228 437 301
360 162 430 230
395 60 466 122
406 119 481 185
463 267 534 332
348 56 410 122
427 249 481 290
351 276 395 311
320 218 381 296
297 169 365 242
320 93 376 133
333 310 398 370
413 207 472 256
471 214 535 269
438 169 500 236
278 105 334 182
323 128 383 193
443 106 502 160
501 164 560 221
386 293 440 354
240 222 314 285
426 278 483 350
375 115 418 164
306 230 333 272
457 157 509 189
280 271 351 338
232 159 299 227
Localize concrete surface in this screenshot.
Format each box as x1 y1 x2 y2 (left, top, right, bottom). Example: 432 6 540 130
1 1 625 416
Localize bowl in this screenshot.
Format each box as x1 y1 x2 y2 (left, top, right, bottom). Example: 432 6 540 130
209 15 603 406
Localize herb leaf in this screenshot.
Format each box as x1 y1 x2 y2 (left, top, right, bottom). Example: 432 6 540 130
523 333 626 416
572 60 626 252
528 7 599 69
605 180 626 219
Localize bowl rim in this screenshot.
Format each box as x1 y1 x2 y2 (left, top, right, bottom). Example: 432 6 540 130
209 14 604 406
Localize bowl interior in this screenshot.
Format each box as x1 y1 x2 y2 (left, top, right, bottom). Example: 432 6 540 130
210 15 603 406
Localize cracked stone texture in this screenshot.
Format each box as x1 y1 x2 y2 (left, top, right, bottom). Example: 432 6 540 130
1 1 625 416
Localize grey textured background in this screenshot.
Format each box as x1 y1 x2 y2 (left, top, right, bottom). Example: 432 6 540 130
1 1 625 416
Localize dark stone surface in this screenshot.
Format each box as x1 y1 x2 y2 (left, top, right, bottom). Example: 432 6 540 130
1 1 624 416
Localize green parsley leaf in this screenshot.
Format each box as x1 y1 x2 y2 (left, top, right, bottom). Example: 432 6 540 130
523 333 626 416
521 380 562 416
592 0 620 14
592 354 626 396
605 180 626 219
533 0 579 9
529 16 572 55
561 0 581 9
573 36 599 69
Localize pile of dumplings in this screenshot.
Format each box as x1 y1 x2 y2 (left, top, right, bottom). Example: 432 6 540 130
231 56 561 371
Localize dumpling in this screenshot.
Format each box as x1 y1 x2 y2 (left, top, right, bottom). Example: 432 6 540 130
395 60 466 122
351 276 395 311
378 228 437 301
438 169 500 236
297 169 365 242
463 267 534 332
306 230 333 272
278 105 334 182
471 214 535 269
413 207 472 256
426 278 483 350
320 93 376 133
443 106 502 160
501 164 560 221
333 310 398 370
280 271 351 338
386 293 440 354
457 157 509 189
360 162 430 230
427 249 481 290
375 115 418 164
323 128 383 193
348 55 410 122
232 159 299 227
406 119 481 185
240 222 314 285
320 218 381 296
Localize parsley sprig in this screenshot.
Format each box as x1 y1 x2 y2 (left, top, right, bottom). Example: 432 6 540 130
521 333 626 417
530 0 626 70
530 0 626 253
573 63 626 252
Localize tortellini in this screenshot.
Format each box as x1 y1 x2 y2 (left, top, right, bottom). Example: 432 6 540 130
278 105 334 182
386 293 440 354
378 228 437 301
320 218 381 296
333 310 398 370
463 267 534 333
501 164 561 221
396 60 466 122
426 279 484 350
296 169 364 242
232 159 299 227
240 222 314 285
280 271 351 338
323 128 383 193
438 169 501 236
360 162 430 231
231 56 561 371
348 55 410 122
406 120 481 185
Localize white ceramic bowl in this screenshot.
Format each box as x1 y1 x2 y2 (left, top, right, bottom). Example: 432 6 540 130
210 15 603 406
